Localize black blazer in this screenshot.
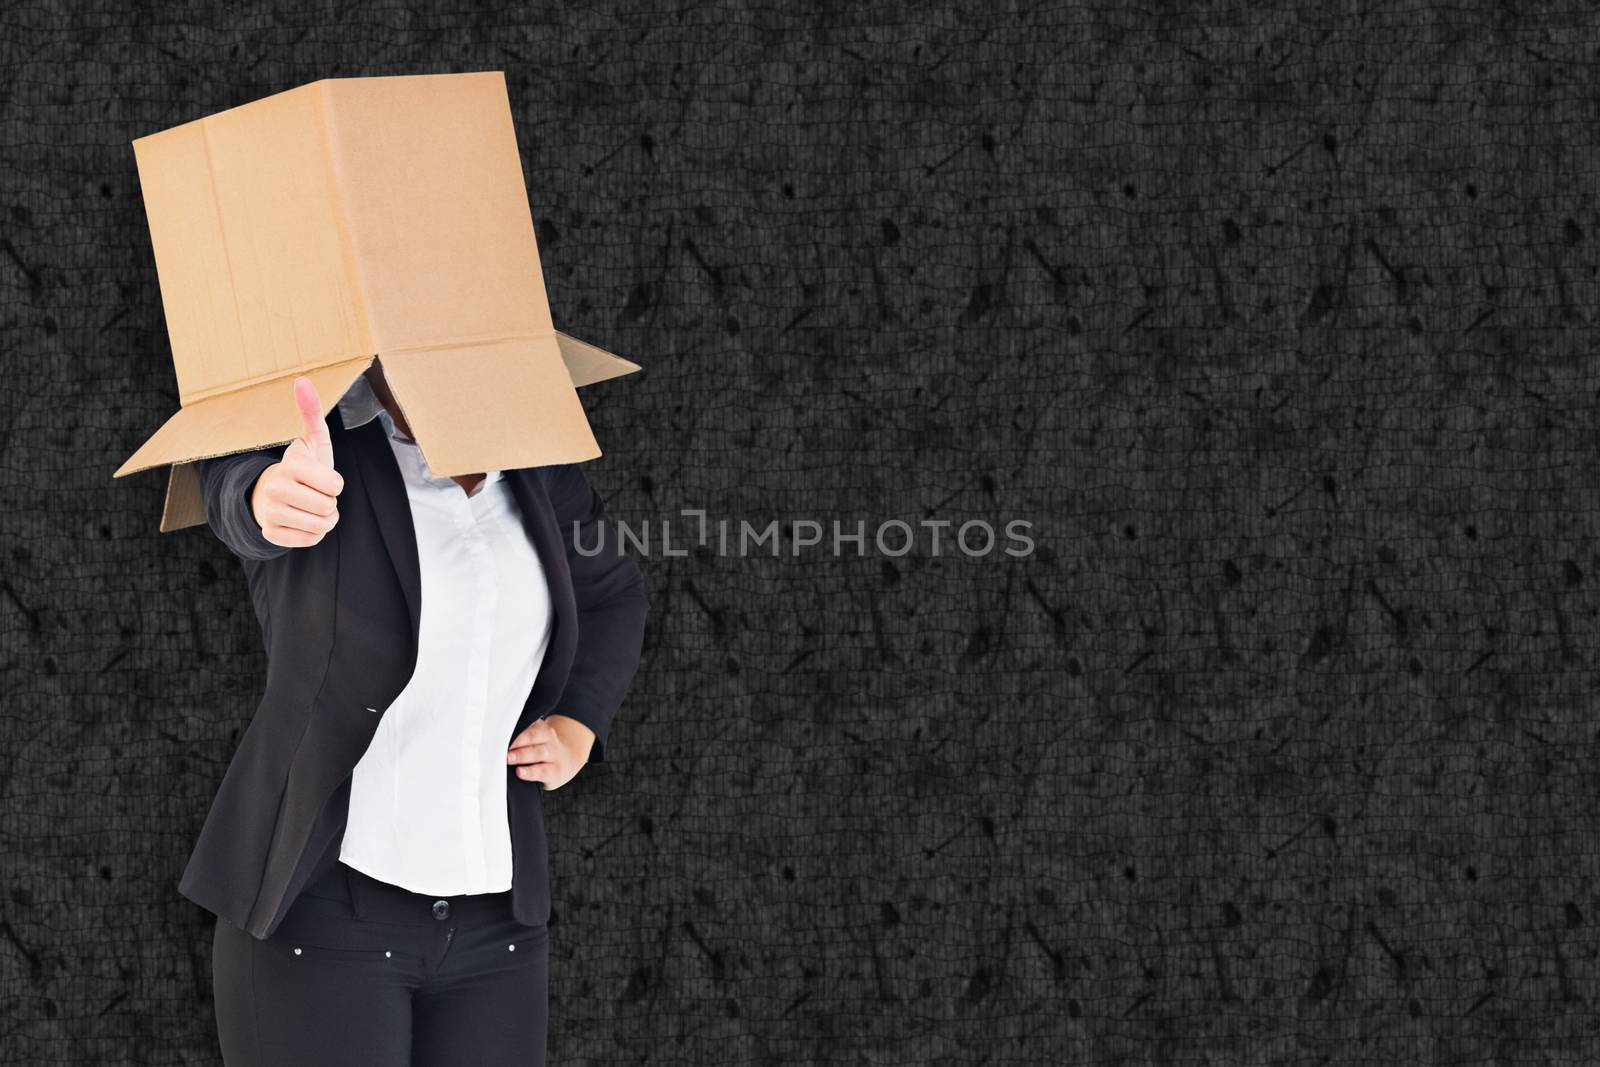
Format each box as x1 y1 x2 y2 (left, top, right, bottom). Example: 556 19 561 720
185 403 647 940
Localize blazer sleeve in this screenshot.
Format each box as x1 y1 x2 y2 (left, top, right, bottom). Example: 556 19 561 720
545 462 648 764
198 447 293 563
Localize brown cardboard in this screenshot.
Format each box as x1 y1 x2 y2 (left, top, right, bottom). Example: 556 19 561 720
112 71 640 533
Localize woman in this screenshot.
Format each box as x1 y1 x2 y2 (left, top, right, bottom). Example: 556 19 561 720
191 364 647 1066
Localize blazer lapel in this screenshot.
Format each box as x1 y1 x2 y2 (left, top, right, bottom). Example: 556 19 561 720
341 407 423 659
505 468 579 721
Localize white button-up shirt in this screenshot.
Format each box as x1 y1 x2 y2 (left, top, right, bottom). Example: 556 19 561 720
335 371 555 896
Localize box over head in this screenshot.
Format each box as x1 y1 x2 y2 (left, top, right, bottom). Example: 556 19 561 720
113 70 640 533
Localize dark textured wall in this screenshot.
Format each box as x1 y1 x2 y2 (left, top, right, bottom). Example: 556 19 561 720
5 2 1599 1063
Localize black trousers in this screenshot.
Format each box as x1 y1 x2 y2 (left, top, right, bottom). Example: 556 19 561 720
210 859 549 1066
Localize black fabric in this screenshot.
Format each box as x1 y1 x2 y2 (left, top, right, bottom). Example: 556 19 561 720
211 862 549 1066
179 406 645 940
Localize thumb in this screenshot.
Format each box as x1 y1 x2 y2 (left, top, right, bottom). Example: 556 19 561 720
292 375 334 468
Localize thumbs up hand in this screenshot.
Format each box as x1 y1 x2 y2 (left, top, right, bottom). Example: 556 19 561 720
250 376 346 549
288 374 337 469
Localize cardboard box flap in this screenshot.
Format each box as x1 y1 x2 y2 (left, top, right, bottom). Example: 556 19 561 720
375 335 601 479
160 461 209 534
140 354 375 535
115 355 376 478
144 330 632 534
119 71 642 534
555 331 642 387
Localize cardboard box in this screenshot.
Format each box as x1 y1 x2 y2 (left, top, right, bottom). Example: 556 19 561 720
113 71 640 532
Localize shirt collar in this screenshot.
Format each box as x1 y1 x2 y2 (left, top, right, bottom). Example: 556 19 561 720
337 370 503 494
337 370 406 439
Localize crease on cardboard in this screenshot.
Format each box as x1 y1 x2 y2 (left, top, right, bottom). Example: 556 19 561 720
378 329 563 354
196 117 245 409
178 350 371 405
119 323 638 479
147 327 633 415
316 81 377 359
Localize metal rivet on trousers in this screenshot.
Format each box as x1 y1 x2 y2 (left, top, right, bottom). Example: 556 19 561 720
508 943 516 952
385 951 392 958
293 948 302 956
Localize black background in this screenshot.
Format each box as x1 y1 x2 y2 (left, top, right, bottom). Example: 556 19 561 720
5 2 1600 1063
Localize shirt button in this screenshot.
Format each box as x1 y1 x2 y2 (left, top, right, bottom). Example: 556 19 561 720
432 900 450 921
